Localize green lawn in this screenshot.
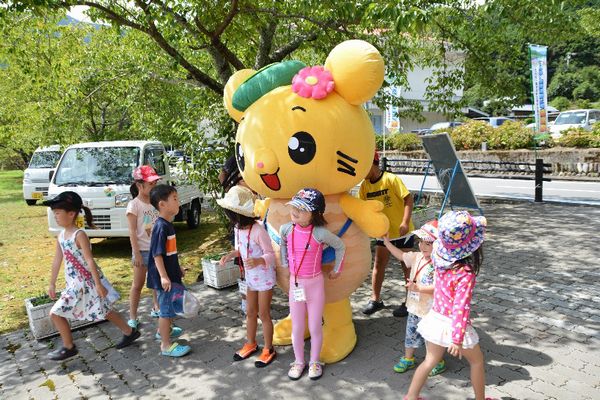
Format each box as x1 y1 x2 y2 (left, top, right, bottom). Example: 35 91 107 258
0 170 230 334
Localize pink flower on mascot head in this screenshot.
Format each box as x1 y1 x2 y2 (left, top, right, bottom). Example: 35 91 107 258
291 66 335 99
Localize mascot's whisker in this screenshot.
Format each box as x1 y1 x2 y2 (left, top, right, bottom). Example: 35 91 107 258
336 150 358 164
337 162 356 176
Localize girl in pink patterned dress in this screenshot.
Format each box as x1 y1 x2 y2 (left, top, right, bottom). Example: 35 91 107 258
44 191 141 361
405 211 496 400
218 186 277 368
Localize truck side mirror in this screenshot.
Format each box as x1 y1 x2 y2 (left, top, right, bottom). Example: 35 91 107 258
49 169 55 182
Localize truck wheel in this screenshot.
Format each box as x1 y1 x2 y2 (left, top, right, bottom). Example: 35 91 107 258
187 199 201 229
26 199 37 206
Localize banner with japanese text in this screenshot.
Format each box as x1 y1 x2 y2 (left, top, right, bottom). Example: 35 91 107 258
529 44 548 133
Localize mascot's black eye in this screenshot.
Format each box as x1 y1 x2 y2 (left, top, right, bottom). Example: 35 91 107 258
235 142 245 172
288 132 316 165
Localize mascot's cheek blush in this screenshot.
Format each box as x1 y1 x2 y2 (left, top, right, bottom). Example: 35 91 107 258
261 169 281 191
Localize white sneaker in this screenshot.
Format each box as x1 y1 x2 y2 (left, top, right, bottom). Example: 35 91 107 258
308 361 323 380
288 362 306 380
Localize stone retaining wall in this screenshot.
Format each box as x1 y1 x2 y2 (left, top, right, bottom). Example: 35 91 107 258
387 148 600 179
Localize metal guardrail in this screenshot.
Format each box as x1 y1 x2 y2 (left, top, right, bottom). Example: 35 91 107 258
382 157 552 202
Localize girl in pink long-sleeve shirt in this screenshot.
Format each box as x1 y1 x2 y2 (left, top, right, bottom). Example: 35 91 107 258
218 186 277 368
279 188 345 381
405 211 496 400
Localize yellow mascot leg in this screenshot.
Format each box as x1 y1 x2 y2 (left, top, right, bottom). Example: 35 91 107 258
273 314 310 346
319 297 356 364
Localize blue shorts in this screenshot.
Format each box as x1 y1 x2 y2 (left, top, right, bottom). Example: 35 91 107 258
405 313 425 349
157 289 177 318
132 250 151 267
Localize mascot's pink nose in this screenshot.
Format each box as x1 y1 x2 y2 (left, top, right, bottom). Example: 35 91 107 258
256 161 264 169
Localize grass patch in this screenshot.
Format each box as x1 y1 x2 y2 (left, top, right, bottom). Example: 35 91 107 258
0 170 230 334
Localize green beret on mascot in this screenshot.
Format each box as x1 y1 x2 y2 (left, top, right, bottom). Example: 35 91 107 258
223 40 390 363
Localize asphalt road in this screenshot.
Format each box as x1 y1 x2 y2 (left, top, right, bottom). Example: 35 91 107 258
398 174 600 206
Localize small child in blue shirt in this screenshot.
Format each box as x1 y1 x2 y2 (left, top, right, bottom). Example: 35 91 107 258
147 184 190 357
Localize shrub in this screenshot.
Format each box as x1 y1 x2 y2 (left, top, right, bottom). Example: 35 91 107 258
387 133 421 151
557 128 595 148
449 121 493 150
488 121 535 150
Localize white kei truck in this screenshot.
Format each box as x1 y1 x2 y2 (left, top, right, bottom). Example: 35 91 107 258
22 145 63 205
46 140 202 237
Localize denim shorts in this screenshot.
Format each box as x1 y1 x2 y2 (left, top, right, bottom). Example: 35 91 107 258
157 289 177 318
132 250 150 267
405 313 425 349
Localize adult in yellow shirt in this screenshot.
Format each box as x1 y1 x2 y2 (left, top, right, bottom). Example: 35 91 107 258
359 152 414 316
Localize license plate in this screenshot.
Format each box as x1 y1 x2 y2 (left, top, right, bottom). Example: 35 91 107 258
31 192 43 199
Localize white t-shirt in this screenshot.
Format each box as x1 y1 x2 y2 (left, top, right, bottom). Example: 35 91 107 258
126 197 159 251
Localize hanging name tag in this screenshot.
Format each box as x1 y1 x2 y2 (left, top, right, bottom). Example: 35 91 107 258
408 290 420 302
292 286 306 302
238 279 247 295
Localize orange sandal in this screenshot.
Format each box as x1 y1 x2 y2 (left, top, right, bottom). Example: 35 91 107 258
233 342 259 361
254 347 276 368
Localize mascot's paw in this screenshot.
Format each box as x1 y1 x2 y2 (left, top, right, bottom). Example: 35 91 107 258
254 198 271 219
273 314 309 346
362 200 389 238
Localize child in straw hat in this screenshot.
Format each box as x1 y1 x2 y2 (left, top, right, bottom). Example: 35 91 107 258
218 186 277 368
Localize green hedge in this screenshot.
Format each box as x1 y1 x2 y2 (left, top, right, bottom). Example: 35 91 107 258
449 121 493 150
556 125 600 148
387 133 421 151
376 120 600 151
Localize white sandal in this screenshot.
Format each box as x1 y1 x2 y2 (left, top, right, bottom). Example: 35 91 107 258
288 362 306 380
308 361 324 380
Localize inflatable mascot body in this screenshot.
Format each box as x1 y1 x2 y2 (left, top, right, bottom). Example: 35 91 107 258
223 40 389 363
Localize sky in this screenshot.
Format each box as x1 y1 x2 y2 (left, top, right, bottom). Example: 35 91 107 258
67 5 91 22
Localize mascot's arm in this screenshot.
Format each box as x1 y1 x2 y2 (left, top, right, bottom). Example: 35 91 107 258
339 193 389 238
253 198 271 219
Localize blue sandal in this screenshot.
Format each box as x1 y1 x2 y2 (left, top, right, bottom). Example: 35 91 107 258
155 326 183 340
161 342 191 357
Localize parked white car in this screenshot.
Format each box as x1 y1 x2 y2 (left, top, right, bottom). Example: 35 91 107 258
549 109 600 139
22 145 62 206
47 140 203 237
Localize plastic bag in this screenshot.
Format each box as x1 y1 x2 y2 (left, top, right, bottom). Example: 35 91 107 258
172 284 200 318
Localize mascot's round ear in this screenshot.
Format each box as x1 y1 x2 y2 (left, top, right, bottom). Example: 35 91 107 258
324 40 384 105
224 69 255 122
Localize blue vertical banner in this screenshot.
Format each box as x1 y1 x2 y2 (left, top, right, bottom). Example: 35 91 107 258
529 44 548 133
385 86 400 132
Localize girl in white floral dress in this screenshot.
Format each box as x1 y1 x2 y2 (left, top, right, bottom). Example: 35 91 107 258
45 191 141 361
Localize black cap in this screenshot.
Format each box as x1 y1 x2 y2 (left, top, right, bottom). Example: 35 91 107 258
287 188 326 213
43 191 83 210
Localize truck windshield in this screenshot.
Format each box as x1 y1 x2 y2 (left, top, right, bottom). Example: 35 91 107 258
555 111 586 125
29 151 61 169
54 147 140 186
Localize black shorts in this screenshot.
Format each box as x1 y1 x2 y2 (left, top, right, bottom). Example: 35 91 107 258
375 235 415 249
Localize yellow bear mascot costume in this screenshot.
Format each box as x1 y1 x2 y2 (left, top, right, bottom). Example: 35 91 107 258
223 40 389 363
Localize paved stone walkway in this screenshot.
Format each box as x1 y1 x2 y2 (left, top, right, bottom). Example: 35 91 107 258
1 201 600 399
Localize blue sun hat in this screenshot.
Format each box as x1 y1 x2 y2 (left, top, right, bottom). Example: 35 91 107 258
432 211 487 269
